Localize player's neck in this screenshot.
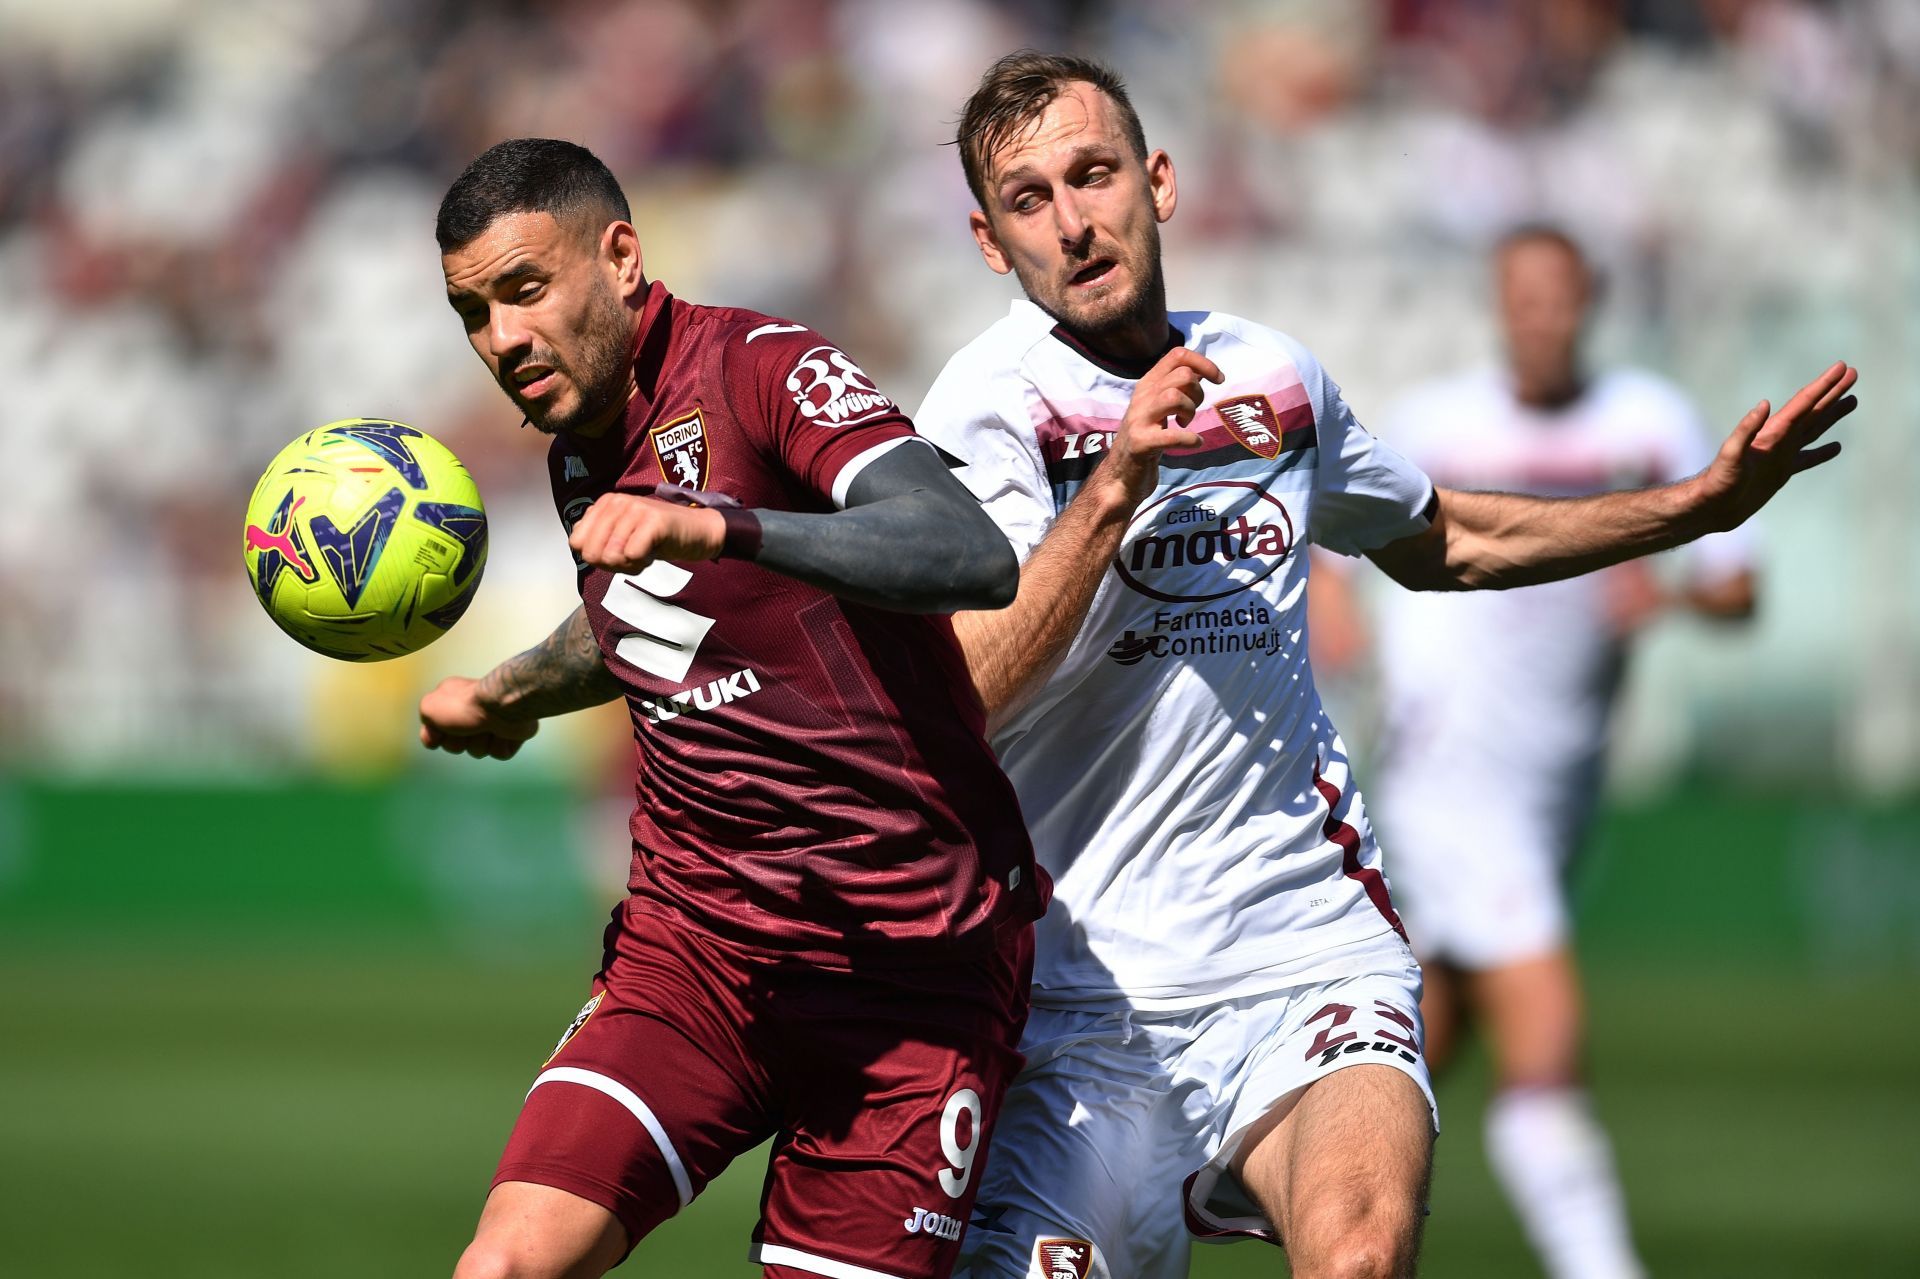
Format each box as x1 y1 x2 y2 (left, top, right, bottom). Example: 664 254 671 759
1514 367 1587 411
1048 263 1171 365
1084 313 1171 364
567 300 651 440
567 377 639 440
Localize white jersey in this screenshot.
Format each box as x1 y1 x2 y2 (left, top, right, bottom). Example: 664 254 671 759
916 301 1434 1008
1372 367 1754 803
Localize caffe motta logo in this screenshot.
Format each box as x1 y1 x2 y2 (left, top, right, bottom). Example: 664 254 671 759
1113 480 1297 604
650 409 710 488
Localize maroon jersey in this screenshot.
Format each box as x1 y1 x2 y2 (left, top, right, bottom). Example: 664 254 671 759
548 282 1045 965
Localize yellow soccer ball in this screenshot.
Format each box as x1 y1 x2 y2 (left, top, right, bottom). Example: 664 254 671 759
242 419 488 661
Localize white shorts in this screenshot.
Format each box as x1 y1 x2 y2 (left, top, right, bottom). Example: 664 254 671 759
1372 765 1600 970
956 933 1435 1279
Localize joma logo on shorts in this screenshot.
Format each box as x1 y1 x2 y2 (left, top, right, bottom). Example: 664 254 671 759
903 1206 964 1240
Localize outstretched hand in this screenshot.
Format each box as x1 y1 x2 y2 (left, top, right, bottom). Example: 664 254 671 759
1088 347 1224 514
1694 362 1859 531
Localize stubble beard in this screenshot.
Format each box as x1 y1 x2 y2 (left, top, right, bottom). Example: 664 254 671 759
1024 221 1169 357
519 275 634 436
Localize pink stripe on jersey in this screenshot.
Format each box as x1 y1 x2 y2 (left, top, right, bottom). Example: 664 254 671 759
1033 369 1314 468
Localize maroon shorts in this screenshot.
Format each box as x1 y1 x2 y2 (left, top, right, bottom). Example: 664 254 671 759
493 899 1033 1278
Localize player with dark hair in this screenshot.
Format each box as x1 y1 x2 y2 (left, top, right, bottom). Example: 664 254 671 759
418 137 1048 1279
913 52 1857 1279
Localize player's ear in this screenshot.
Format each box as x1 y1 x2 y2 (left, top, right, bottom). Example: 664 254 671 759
1146 149 1177 225
1583 259 1605 313
969 209 1013 276
602 221 645 300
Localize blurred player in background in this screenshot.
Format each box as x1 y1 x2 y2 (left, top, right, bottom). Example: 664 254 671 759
1312 227 1756 1279
916 53 1854 1279
417 138 1046 1279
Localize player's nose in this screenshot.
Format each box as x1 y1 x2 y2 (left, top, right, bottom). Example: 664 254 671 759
486 304 533 362
1053 190 1090 248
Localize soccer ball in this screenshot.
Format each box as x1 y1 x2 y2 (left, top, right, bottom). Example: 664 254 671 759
243 419 488 661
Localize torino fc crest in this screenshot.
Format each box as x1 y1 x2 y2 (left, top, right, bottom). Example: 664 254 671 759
1216 393 1283 459
650 409 710 488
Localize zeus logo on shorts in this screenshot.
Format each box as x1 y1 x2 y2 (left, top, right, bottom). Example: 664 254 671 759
1303 999 1421 1068
902 1206 963 1240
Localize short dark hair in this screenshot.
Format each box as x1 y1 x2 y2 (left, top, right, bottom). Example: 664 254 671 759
955 51 1148 208
435 138 632 253
1496 221 1588 267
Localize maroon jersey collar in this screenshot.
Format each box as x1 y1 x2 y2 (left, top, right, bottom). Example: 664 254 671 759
626 278 678 423
545 279 677 451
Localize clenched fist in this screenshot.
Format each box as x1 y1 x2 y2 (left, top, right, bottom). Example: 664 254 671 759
568 493 727 573
418 675 540 760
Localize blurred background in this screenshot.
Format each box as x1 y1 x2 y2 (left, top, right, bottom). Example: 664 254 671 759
0 0 1914 1275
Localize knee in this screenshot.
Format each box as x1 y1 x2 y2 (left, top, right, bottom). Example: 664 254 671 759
1309 1240 1396 1279
1292 1215 1418 1279
452 1240 517 1279
1297 1229 1405 1267
452 1239 562 1279
1493 1038 1585 1092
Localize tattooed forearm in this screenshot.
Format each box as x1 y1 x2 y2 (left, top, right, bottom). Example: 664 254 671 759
475 605 622 720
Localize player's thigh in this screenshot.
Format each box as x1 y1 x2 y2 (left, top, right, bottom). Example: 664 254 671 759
956 1025 1183 1279
1466 943 1586 1087
491 912 774 1258
1197 958 1434 1258
1235 1064 1434 1275
454 1181 628 1279
1418 958 1465 1073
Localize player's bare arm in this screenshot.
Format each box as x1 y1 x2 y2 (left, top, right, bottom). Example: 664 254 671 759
950 346 1220 729
1369 362 1858 592
418 604 619 759
569 441 1019 614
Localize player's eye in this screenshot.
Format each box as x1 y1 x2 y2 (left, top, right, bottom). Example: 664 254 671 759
1081 167 1112 185
515 282 545 302
1011 191 1043 214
